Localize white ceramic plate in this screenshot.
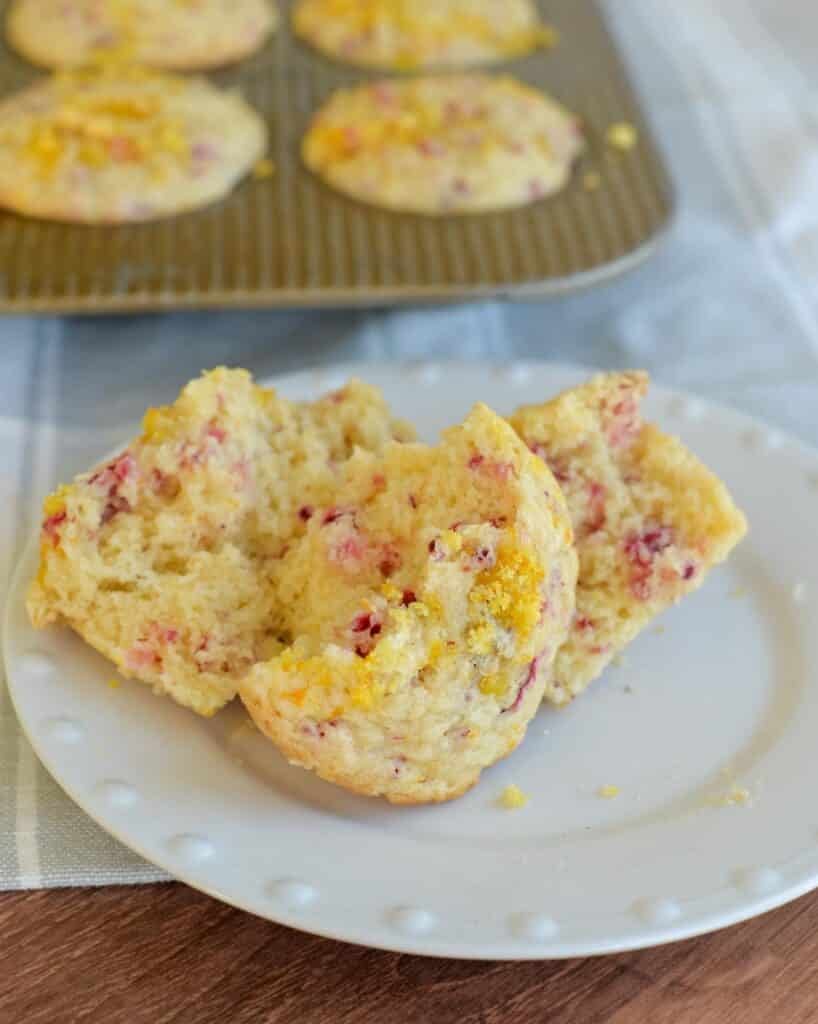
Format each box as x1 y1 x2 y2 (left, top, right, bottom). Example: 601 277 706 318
6 363 818 959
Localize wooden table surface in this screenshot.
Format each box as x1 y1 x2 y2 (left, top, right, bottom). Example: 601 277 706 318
3 883 818 1023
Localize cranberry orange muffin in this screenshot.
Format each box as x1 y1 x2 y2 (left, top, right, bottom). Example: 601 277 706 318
510 372 747 704
7 0 277 71
292 0 554 70
0 65 266 223
302 75 582 215
240 404 577 803
27 369 413 716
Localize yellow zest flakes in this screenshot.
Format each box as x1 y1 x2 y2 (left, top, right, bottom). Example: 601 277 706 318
349 681 375 710
606 121 638 151
26 125 61 171
380 581 402 604
598 784 620 799
141 404 178 442
300 1 552 58
467 621 495 657
22 68 189 175
499 784 529 809
440 529 463 555
43 486 70 519
479 673 507 698
425 638 444 667
275 649 380 713
469 540 544 640
252 157 275 179
307 84 483 166
107 677 121 689
582 170 601 191
423 594 443 619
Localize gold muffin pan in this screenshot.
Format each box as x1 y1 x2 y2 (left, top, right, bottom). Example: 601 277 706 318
0 0 674 313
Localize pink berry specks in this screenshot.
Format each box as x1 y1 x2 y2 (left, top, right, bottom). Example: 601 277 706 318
503 653 543 714
125 642 160 671
127 624 179 670
148 623 179 646
624 524 675 600
574 615 594 632
322 507 354 526
401 589 417 607
42 511 67 546
471 545 495 570
467 452 515 481
231 459 251 491
90 451 136 492
350 610 383 657
528 442 570 484
625 525 674 566
428 537 445 561
298 505 314 522
90 451 138 526
603 384 641 450
682 562 697 581
205 420 227 444
584 481 607 535
351 612 376 633
329 535 366 567
408 494 418 510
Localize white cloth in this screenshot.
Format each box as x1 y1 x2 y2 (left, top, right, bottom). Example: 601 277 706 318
3 0 818 888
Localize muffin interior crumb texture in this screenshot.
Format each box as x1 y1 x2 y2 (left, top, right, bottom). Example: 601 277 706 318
27 368 414 716
510 371 747 704
239 403 577 803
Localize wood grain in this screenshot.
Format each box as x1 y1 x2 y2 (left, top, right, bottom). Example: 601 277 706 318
3 884 818 1023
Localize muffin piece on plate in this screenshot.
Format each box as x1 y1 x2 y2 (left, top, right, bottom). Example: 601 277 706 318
292 0 554 70
302 75 582 214
0 65 266 223
510 372 747 704
27 369 414 716
6 0 277 71
240 404 577 803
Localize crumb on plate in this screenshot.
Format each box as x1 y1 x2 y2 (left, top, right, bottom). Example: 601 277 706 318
723 785 751 807
500 784 529 809
606 121 638 151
